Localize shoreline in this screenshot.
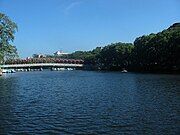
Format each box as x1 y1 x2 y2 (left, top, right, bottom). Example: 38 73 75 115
0 68 179 75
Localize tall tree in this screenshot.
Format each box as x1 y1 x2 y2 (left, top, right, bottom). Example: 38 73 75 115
133 23 180 72
0 13 18 63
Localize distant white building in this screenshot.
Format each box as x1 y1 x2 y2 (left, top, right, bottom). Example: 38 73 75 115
26 57 32 59
32 54 46 58
54 50 68 56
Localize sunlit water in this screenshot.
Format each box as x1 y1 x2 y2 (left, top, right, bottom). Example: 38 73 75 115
0 71 179 135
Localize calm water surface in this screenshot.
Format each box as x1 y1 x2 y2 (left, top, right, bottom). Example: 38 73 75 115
0 71 179 135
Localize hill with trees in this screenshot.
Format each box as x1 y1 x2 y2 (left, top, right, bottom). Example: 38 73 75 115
54 23 180 73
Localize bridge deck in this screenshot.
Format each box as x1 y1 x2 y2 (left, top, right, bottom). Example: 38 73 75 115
1 63 83 68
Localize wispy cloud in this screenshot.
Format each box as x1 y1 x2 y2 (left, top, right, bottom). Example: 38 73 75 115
64 1 83 15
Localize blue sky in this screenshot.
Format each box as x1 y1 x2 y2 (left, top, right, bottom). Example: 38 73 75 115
0 0 180 58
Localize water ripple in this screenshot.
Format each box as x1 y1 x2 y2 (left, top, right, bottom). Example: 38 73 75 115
0 71 179 134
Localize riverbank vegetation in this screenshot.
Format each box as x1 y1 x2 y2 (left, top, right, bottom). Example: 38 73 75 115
53 23 180 73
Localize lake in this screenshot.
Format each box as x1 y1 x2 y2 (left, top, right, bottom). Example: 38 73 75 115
0 71 179 134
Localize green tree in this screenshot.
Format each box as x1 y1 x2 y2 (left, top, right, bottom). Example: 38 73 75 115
133 23 180 72
0 13 18 63
98 42 133 70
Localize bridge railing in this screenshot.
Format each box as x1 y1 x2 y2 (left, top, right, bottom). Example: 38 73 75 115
5 58 84 65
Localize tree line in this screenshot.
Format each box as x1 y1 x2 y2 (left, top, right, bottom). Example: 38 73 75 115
54 23 180 73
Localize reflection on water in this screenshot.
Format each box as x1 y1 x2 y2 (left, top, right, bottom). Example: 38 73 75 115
0 71 179 134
